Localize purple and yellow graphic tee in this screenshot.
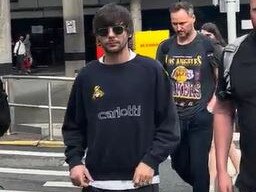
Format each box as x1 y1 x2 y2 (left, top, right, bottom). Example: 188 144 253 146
162 34 216 118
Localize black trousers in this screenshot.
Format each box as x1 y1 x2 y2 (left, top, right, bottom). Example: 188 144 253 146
82 184 159 192
16 55 25 70
171 108 213 192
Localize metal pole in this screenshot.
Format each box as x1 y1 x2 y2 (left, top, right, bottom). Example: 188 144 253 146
62 0 85 77
0 0 12 69
47 82 53 141
130 0 142 32
226 0 237 43
5 79 12 135
2 75 74 140
7 79 15 135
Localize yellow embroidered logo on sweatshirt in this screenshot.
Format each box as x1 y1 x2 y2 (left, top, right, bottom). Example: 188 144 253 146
92 85 104 100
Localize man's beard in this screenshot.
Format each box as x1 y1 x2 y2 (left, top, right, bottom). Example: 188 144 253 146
177 31 187 38
103 40 128 54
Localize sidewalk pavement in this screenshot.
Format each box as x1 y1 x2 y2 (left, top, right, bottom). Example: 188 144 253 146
0 131 64 147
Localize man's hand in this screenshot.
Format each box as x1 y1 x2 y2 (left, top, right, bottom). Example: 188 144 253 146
133 162 154 187
69 165 94 188
217 172 233 192
207 95 216 113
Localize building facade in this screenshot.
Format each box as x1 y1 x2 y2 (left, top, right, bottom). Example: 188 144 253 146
8 0 251 68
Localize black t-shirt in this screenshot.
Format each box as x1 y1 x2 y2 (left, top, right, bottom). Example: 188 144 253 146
226 31 256 191
156 33 216 119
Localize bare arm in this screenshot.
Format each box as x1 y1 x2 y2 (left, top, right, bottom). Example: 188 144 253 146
213 99 235 192
207 61 219 112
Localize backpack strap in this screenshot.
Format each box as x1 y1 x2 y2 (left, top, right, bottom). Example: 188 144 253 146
222 34 248 97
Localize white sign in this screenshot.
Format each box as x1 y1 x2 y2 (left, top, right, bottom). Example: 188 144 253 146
220 0 240 13
66 20 77 34
241 20 253 30
31 25 43 34
212 0 218 6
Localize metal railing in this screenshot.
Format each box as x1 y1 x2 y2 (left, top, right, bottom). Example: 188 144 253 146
2 75 75 141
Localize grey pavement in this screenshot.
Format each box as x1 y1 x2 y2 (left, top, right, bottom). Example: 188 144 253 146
0 145 192 192
0 131 64 147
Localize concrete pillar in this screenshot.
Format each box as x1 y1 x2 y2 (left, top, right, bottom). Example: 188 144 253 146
62 0 85 77
0 0 12 75
130 0 142 32
226 0 237 43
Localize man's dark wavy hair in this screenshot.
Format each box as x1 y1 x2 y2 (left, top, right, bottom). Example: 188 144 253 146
92 3 134 36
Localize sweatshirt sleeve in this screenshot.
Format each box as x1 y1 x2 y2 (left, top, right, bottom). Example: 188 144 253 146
62 75 87 170
142 63 180 170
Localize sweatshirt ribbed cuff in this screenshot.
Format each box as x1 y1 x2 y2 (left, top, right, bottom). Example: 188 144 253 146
142 154 160 171
68 157 83 170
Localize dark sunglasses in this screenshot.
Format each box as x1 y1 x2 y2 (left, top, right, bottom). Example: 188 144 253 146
96 25 126 37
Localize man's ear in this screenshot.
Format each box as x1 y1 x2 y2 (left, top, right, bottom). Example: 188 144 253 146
192 14 196 23
96 38 102 46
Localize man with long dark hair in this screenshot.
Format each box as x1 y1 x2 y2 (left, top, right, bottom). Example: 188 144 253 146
62 3 180 192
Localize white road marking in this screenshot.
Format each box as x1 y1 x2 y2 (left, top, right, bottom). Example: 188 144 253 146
0 150 64 157
0 167 68 176
19 123 62 129
0 190 40 192
43 181 78 188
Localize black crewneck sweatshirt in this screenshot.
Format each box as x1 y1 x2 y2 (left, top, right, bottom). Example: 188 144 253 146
62 55 180 180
